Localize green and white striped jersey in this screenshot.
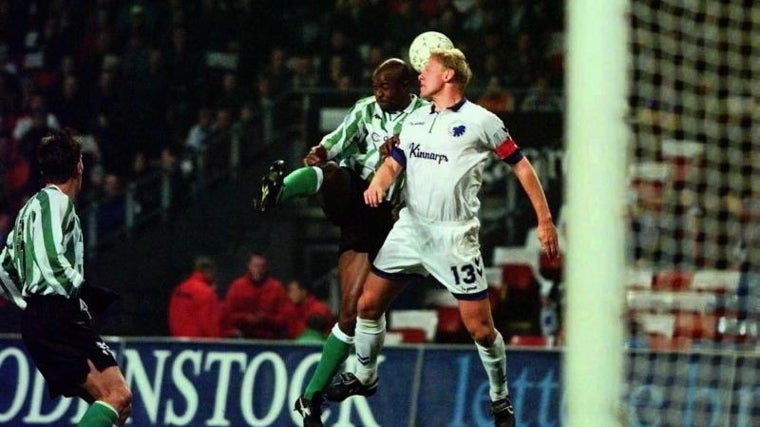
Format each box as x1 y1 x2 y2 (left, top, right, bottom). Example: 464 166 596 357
0 246 25 308
320 94 428 201
0 186 84 304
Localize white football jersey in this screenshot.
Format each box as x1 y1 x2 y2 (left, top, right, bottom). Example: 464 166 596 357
394 99 521 222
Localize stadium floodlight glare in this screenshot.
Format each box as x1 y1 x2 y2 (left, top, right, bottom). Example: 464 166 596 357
564 0 628 426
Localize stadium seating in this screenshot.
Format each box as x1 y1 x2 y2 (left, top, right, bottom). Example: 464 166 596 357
627 267 748 350
435 306 469 343
539 251 563 283
691 269 741 293
509 334 549 348
661 139 704 186
652 269 694 291
389 310 438 343
390 328 428 344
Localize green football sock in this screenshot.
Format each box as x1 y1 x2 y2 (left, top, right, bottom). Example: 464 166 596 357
281 166 322 201
77 401 118 427
304 331 352 399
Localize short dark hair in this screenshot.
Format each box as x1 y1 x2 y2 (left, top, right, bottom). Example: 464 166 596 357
194 256 215 272
248 250 267 260
375 58 414 87
288 278 311 292
37 129 81 184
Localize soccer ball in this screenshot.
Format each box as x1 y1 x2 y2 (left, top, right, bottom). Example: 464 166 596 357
408 31 454 72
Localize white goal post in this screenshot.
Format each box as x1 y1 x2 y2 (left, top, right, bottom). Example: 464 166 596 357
564 0 629 426
566 0 759 426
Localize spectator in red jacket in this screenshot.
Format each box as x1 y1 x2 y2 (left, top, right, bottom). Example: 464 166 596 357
168 256 222 338
221 251 289 339
283 279 334 340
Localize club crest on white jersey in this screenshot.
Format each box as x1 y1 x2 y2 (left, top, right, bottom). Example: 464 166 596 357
397 99 518 222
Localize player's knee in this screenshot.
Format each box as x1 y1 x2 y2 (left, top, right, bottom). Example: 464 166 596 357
116 403 132 426
320 162 341 180
357 300 383 320
107 385 132 413
467 323 496 346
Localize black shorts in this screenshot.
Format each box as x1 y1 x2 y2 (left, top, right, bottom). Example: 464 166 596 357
320 167 395 261
21 294 118 399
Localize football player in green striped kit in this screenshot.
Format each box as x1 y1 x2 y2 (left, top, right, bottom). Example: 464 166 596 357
0 130 132 426
257 58 428 427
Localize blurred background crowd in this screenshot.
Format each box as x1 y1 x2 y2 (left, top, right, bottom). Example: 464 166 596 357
0 0 565 238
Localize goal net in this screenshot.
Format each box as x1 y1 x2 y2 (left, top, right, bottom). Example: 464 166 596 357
626 0 758 426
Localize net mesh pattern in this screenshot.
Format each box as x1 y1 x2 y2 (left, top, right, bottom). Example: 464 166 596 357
626 1 758 425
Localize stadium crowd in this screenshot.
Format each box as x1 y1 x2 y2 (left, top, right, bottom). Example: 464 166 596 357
0 0 565 242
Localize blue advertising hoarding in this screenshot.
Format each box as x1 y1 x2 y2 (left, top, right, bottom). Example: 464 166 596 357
0 336 559 426
416 349 561 427
2 336 760 426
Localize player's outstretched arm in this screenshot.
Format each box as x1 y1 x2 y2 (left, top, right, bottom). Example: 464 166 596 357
364 156 403 207
510 157 560 258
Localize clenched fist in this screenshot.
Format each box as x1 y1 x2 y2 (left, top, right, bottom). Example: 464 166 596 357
303 145 327 166
379 135 400 158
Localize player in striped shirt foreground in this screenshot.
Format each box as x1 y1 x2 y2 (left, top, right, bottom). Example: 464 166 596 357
0 130 132 426
256 58 429 427
324 48 560 427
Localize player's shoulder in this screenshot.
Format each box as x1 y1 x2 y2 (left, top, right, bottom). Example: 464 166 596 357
408 100 432 119
461 99 500 120
37 187 71 208
266 276 285 289
196 282 217 298
352 95 377 110
228 276 249 289
345 95 381 120
409 94 431 111
460 100 504 127
402 106 432 130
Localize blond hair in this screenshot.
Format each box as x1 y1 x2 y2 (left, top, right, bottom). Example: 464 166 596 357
429 48 472 89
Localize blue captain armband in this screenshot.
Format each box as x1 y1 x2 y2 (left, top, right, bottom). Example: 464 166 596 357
390 146 407 168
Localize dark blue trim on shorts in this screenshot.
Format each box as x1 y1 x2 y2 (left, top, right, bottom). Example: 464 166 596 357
371 265 425 285
451 289 489 301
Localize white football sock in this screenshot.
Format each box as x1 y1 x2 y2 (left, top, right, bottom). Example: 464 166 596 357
331 322 355 344
476 331 509 401
312 166 324 191
353 315 386 384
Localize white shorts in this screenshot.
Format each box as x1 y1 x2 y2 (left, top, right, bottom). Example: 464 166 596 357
372 209 488 300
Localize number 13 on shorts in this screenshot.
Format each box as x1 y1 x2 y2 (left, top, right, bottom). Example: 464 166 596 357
449 257 487 294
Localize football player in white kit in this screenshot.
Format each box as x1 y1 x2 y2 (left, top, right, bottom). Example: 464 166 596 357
325 48 559 427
